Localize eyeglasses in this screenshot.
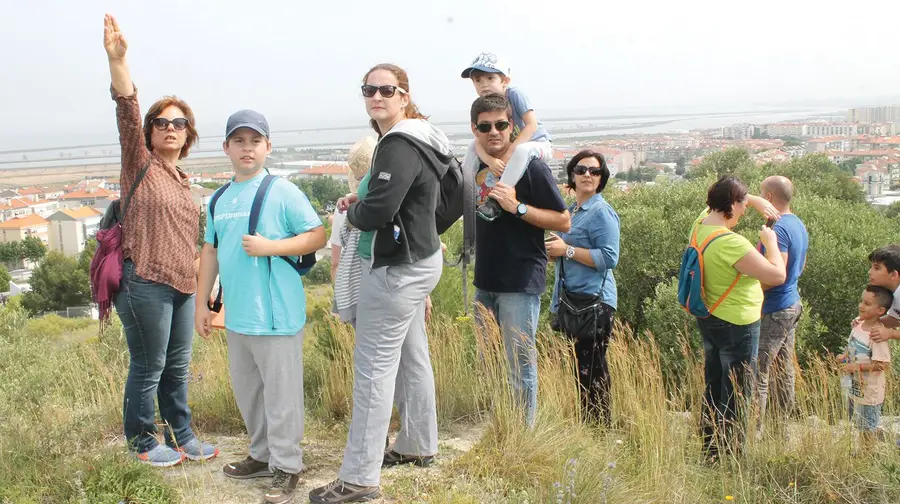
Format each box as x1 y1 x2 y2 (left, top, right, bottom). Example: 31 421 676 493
475 120 511 133
361 85 408 98
151 117 189 131
573 165 604 176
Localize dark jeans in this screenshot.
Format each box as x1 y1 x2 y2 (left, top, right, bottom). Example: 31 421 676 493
696 315 758 458
572 303 616 426
115 259 196 453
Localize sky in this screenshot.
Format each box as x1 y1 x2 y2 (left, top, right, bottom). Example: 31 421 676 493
3 0 900 147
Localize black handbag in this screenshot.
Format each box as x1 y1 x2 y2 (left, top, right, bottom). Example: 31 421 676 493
555 257 606 341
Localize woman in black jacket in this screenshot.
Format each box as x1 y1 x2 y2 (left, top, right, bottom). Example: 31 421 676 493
310 64 453 504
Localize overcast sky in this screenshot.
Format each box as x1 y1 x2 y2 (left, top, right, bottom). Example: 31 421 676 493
3 0 899 145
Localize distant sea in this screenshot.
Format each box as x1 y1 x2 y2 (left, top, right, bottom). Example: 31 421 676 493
0 105 843 170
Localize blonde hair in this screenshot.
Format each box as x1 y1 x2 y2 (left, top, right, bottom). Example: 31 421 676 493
347 136 376 192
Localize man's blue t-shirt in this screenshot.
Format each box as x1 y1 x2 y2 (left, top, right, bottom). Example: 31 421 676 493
760 213 809 314
205 171 322 335
506 86 551 143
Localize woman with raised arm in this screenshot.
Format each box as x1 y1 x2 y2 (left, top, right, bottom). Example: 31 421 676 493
103 14 217 467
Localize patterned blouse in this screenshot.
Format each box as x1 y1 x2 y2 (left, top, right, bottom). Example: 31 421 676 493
113 85 199 294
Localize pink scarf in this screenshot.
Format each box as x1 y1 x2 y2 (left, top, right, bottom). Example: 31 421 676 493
90 224 124 326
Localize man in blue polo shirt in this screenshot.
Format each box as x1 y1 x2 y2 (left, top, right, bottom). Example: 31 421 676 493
195 110 325 504
756 176 808 439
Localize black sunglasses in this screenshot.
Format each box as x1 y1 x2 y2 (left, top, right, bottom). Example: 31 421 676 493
573 165 604 176
151 117 189 131
361 85 407 98
475 120 511 133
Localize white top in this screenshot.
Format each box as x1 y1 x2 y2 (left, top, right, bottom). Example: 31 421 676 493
329 212 346 247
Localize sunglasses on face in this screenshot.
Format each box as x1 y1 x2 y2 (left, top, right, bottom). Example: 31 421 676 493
573 165 604 176
151 117 189 131
475 120 511 133
361 85 408 98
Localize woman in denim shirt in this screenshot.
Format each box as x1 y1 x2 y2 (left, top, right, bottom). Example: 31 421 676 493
548 150 619 425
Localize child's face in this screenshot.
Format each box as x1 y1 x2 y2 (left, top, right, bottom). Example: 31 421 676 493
868 261 899 289
223 128 271 176
471 71 508 96
858 290 887 321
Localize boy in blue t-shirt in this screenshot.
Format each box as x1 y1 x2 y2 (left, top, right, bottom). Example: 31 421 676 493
195 110 325 504
461 52 553 221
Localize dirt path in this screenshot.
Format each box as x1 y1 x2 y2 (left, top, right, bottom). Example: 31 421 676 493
160 424 484 504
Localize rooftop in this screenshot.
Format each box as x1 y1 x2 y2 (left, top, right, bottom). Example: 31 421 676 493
0 214 49 229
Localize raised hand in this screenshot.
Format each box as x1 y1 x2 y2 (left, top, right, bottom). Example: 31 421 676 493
103 14 128 60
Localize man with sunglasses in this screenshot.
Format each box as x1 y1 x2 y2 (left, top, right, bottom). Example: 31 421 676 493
468 93 570 427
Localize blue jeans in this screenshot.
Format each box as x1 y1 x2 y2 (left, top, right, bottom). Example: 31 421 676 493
474 289 541 426
696 315 759 457
115 259 196 453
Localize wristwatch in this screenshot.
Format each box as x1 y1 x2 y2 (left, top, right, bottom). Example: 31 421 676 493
515 202 528 218
565 245 575 259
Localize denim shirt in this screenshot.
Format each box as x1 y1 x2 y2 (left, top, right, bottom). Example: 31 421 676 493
550 193 620 312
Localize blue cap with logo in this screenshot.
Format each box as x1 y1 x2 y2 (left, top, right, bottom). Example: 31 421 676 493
460 52 511 79
225 109 269 139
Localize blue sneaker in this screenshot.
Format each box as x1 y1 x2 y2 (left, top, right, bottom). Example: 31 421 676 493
135 445 185 468
177 438 219 461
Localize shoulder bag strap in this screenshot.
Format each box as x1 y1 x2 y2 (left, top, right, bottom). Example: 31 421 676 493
121 160 151 219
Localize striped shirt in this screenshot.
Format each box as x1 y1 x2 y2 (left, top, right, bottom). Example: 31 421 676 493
113 86 199 294
334 224 361 311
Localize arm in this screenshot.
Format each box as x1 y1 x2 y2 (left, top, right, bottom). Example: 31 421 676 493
522 207 570 233
262 226 327 257
330 245 342 283
734 227 786 286
194 243 219 339
843 361 890 374
760 252 789 291
104 15 149 185
347 139 419 232
746 195 779 220
504 110 539 160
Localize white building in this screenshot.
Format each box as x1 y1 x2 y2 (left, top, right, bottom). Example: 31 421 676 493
47 207 102 256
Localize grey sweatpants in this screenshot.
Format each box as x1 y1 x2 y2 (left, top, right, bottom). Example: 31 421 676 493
338 250 443 487
226 329 305 474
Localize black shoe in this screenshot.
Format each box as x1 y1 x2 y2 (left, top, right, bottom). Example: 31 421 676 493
382 450 434 468
223 455 272 480
476 199 502 221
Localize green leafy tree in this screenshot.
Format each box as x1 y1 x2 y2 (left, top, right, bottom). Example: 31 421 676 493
0 242 19 265
21 235 46 263
296 177 349 212
78 238 98 274
884 201 900 220
21 251 92 314
197 211 207 249
0 264 10 292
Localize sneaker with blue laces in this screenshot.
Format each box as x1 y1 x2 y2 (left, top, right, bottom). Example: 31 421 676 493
135 445 185 468
176 438 219 461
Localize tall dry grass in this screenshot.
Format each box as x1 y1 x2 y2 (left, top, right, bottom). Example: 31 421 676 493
3 285 900 503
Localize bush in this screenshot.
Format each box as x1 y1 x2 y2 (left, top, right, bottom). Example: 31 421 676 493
304 256 332 285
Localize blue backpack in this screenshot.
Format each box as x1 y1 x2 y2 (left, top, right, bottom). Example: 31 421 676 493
206 173 316 312
677 227 741 318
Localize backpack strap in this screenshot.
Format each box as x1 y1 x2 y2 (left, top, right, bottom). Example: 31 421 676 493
208 182 232 248
693 227 742 315
121 159 152 219
250 174 317 276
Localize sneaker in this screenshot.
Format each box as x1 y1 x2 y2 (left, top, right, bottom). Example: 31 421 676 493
223 455 273 480
309 479 380 503
476 199 502 221
176 438 219 461
264 468 301 504
135 445 186 468
382 450 434 468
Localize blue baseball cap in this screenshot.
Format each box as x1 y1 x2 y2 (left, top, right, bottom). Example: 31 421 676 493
460 52 510 78
225 109 269 139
